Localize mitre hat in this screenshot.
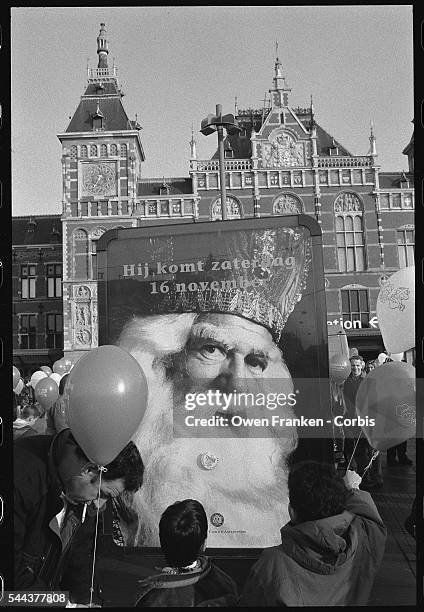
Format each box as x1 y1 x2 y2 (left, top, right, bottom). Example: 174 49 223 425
109 225 310 343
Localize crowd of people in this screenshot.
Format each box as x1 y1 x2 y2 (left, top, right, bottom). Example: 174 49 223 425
12 348 415 607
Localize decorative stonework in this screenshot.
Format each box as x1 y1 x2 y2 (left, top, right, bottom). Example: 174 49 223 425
334 192 363 213
272 193 303 215
211 196 242 220
72 284 95 348
259 131 305 168
89 227 106 240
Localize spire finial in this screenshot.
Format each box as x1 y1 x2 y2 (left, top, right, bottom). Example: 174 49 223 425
234 96 238 116
97 22 109 69
368 121 377 156
275 41 279 61
190 124 197 159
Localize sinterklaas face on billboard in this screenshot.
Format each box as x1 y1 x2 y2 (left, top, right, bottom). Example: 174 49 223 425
97 215 330 549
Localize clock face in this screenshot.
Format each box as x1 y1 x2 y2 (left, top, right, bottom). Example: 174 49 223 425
82 162 117 196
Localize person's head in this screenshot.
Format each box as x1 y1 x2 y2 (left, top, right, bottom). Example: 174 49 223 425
365 360 376 374
159 499 208 567
59 373 69 396
349 356 363 377
288 461 349 524
20 402 43 421
59 433 144 505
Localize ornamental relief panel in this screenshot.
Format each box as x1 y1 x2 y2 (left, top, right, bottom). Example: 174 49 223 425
334 192 363 213
273 194 303 215
71 284 97 349
258 130 305 168
211 196 242 220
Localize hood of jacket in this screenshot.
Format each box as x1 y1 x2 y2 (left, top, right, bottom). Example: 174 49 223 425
280 511 358 575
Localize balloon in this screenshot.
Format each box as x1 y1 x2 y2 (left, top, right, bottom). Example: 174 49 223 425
349 348 359 358
53 359 68 375
64 345 148 465
376 266 415 353
355 361 415 451
63 357 73 369
329 353 351 384
40 365 53 375
14 379 24 395
13 366 21 389
30 370 48 388
34 377 59 410
390 352 404 362
50 373 62 386
377 353 387 366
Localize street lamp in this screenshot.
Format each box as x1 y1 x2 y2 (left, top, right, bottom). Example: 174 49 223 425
200 104 240 220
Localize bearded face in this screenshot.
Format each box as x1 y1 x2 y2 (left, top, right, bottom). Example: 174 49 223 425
118 312 297 548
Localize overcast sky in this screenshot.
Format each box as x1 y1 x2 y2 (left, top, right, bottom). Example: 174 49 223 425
11 5 413 216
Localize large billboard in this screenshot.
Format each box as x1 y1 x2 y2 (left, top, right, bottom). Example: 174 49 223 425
97 215 331 549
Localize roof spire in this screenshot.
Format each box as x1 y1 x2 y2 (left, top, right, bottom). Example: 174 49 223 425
270 43 291 108
190 123 197 159
368 121 377 156
97 22 109 69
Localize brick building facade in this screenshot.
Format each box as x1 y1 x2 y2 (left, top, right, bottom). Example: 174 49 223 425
12 215 63 377
13 24 414 365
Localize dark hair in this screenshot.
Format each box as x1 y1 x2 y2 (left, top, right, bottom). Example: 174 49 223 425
59 374 69 396
349 355 363 363
73 435 144 493
365 360 376 373
288 461 349 522
159 499 208 567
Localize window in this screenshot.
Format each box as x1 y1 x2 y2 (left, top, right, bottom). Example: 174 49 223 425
70 146 77 159
110 144 118 156
90 240 98 279
80 145 88 158
73 229 89 278
47 264 62 298
46 314 63 349
397 229 414 268
19 314 37 349
90 145 98 157
21 265 36 299
341 289 370 328
100 144 107 157
120 144 127 157
335 215 365 272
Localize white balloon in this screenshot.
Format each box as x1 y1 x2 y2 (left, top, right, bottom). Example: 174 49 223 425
390 352 404 361
376 266 415 353
14 379 24 395
50 373 62 385
30 370 48 388
377 353 387 365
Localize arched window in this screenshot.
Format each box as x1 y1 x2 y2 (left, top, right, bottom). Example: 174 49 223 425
110 144 118 156
90 145 98 157
334 192 365 272
120 144 127 157
80 145 88 158
73 229 89 279
335 215 365 272
70 146 77 159
100 144 108 157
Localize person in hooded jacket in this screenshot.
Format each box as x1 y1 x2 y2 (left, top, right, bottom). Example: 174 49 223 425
238 461 387 607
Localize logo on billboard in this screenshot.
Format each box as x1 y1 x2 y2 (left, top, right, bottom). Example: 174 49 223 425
210 513 224 527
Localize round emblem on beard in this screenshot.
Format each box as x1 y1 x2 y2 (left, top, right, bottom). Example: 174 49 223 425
210 512 224 527
198 452 219 470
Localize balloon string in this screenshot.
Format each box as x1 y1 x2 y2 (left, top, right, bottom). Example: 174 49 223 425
89 466 105 608
346 430 362 471
361 449 380 478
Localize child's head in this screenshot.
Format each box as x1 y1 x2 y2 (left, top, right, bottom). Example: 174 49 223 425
159 499 208 568
288 461 349 524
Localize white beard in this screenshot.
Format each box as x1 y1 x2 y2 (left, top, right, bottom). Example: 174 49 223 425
120 342 297 548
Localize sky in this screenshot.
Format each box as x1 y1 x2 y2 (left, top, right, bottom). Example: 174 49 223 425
11 5 413 216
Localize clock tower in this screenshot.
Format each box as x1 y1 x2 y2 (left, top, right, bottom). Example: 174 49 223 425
57 23 145 360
